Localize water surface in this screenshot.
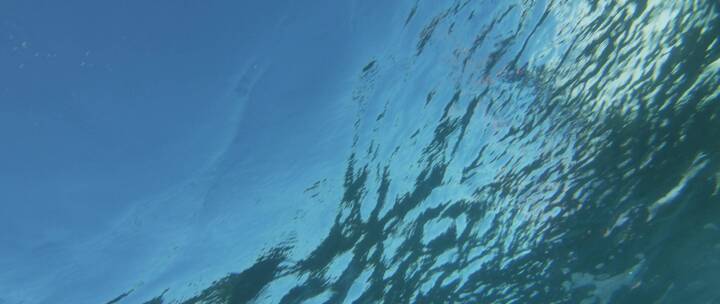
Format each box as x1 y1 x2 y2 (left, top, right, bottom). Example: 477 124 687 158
1 0 719 303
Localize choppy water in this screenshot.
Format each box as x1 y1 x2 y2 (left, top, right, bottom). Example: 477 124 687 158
3 0 719 303
123 1 719 303
125 0 717 303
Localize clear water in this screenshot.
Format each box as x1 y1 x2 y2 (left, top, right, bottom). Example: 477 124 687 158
1 0 719 303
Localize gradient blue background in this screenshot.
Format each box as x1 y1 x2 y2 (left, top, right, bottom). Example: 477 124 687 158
1 1 398 302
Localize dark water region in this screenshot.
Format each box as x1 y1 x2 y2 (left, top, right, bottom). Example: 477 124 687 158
111 0 720 303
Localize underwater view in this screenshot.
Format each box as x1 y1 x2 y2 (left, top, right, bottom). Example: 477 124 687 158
1 0 719 303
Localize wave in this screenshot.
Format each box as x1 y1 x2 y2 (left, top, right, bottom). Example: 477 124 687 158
98 0 720 303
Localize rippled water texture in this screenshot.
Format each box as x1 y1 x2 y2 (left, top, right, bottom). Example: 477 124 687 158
125 0 719 303
5 0 720 303
127 1 719 303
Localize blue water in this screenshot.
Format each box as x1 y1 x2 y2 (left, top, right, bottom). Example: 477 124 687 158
1 0 719 303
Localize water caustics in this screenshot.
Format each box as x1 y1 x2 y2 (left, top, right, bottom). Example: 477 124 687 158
4 0 720 303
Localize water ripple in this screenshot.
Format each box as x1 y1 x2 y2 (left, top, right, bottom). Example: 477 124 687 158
130 0 719 303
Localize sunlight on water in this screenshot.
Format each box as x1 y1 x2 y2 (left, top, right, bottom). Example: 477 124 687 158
1 0 718 303
129 0 718 302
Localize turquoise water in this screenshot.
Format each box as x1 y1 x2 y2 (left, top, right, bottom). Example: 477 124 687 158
2 0 719 303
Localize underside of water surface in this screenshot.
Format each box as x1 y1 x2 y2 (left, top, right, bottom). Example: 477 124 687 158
2 0 719 303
